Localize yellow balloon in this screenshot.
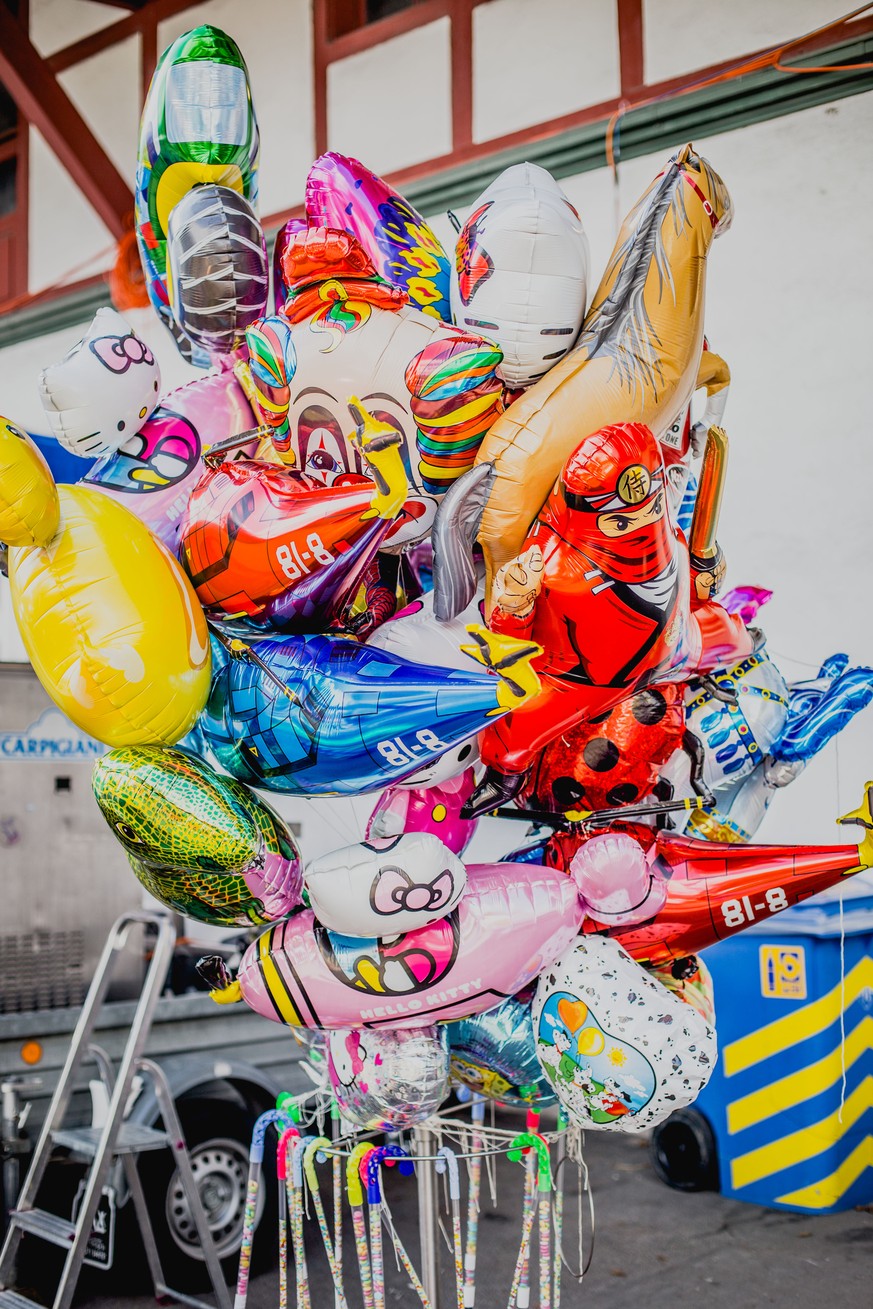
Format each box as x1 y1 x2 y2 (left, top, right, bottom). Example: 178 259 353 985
576 1027 605 1057
9 486 210 746
0 418 60 547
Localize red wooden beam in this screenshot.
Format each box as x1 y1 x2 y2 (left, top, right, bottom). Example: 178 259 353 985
617 0 644 96
313 0 329 158
0 5 132 240
450 0 474 150
141 12 158 106
49 0 201 75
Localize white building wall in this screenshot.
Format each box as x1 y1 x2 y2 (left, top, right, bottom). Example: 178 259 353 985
472 0 620 142
328 18 452 174
157 0 315 217
643 0 853 84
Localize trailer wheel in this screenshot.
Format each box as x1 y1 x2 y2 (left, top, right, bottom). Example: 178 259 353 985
650 1108 719 1192
137 1100 276 1290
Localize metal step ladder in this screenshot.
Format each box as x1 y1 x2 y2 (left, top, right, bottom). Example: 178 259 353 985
0 911 232 1309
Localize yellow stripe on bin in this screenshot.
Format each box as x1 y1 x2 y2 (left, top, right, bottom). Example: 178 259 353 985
731 1076 873 1190
775 1135 873 1210
727 1016 873 1133
723 958 873 1077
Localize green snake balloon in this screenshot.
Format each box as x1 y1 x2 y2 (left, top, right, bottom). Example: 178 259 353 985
93 747 302 927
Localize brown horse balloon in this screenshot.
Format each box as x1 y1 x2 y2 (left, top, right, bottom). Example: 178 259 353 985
450 144 733 607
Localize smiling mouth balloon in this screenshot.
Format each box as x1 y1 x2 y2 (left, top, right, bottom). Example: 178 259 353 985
93 746 303 926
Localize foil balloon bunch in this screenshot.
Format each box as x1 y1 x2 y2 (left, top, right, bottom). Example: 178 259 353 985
2 22 873 1145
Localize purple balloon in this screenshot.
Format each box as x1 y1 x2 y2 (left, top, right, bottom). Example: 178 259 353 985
720 585 773 625
305 152 452 321
83 364 257 555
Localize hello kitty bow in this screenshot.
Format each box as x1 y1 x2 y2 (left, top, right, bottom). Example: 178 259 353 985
90 334 155 373
369 865 456 917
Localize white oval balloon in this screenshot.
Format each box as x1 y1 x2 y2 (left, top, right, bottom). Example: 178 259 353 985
533 934 716 1133
450 162 589 388
305 832 467 937
38 308 162 458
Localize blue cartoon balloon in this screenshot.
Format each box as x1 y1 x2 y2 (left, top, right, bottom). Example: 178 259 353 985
447 990 556 1107
201 627 541 796
776 655 873 762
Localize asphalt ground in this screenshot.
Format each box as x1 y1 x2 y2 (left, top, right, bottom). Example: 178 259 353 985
58 1112 873 1309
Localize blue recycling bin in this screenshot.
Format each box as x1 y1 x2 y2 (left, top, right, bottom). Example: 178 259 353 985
691 882 873 1213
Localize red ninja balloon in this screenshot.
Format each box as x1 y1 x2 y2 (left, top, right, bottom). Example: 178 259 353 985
471 422 752 810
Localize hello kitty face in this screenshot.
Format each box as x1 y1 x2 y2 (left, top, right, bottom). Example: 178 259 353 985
38 307 161 459
328 1029 369 1091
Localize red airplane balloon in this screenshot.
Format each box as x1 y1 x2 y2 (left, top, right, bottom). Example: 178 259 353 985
545 782 873 968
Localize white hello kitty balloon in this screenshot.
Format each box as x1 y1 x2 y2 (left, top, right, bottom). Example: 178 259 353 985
305 831 467 937
38 307 161 458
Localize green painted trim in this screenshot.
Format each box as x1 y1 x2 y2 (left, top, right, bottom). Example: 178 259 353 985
1 32 870 350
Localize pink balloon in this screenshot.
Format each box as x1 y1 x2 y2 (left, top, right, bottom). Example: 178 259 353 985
82 363 256 554
235 864 582 1030
305 152 452 321
720 585 773 625
367 769 479 856
569 833 667 927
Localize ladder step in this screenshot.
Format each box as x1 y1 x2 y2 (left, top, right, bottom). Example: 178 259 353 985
10 1208 76 1246
52 1123 169 1156
0 1291 45 1309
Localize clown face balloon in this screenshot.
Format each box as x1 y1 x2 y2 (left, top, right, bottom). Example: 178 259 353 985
533 934 716 1133
38 308 161 459
305 833 467 937
327 1025 450 1130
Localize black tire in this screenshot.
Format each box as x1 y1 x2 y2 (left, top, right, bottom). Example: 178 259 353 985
650 1108 720 1193
134 1099 277 1292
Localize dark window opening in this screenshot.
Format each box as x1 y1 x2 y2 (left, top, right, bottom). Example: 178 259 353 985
54 776 72 793
326 0 430 41
0 157 16 219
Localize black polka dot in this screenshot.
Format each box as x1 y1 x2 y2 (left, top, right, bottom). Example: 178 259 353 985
582 738 620 772
607 782 638 806
631 689 668 725
551 776 584 807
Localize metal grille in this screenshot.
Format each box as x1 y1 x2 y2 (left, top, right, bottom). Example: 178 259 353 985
0 929 86 1012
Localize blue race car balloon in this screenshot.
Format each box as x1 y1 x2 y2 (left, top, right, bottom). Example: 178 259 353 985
201 626 541 796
